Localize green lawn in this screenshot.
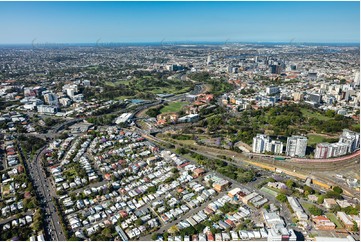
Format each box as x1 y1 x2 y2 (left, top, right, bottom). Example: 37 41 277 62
326 213 344 228
307 134 339 146
160 102 188 113
300 201 316 212
260 187 278 197
307 134 327 146
301 108 332 121
154 86 191 95
105 80 131 87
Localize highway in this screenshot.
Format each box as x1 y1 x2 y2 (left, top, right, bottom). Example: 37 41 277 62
19 145 66 241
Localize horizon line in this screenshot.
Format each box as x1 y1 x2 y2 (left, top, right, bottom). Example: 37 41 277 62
0 41 360 45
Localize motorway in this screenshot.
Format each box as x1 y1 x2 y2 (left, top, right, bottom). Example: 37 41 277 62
21 145 66 241
14 117 84 240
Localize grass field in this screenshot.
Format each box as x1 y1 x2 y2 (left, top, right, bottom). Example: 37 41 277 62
301 108 332 121
300 201 318 214
160 102 188 113
307 134 327 146
105 80 131 87
326 213 344 228
260 187 278 197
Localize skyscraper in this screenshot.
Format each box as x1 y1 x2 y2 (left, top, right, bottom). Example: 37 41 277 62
286 136 308 157
354 71 360 87
207 55 212 65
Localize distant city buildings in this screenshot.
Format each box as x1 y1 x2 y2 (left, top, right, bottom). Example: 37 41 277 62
37 105 57 114
43 92 58 106
266 86 280 95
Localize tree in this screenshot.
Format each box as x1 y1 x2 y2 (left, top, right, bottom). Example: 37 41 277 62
135 219 143 226
168 225 179 234
342 205 360 215
325 191 342 199
276 194 287 203
303 185 315 195
152 233 160 241
68 237 81 241
286 179 295 188
163 232 169 241
329 204 341 213
325 110 336 117
308 205 323 216
101 227 113 238
147 186 157 194
352 221 359 232
333 186 343 194
263 204 270 210
317 195 325 204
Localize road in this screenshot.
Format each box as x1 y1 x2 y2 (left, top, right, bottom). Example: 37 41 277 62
137 129 359 197
19 144 66 240
136 128 296 240
0 210 34 225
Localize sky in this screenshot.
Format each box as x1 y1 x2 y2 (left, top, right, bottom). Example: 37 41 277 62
0 1 359 44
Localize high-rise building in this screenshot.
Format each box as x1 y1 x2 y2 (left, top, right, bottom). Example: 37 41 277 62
308 93 322 104
253 134 283 154
266 86 280 95
308 72 318 80
327 143 349 157
270 65 281 74
266 140 284 154
63 84 78 98
293 92 304 102
207 55 212 65
314 143 331 159
314 129 360 159
354 71 360 87
253 134 270 153
44 93 58 106
339 129 360 153
286 136 308 157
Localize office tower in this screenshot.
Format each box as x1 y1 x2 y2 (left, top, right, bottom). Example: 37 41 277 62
308 93 322 104
44 93 58 106
207 55 212 65
270 65 281 74
266 86 280 95
293 92 304 101
354 71 360 87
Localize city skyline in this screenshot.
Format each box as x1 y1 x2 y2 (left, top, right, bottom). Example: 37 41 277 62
0 1 360 44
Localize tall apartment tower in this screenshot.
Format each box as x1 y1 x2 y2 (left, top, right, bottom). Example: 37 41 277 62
286 136 308 157
252 134 270 153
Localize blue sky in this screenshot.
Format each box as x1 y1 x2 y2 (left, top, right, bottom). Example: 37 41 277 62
0 1 359 44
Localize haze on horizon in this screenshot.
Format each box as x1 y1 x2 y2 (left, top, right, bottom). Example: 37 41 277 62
0 1 359 44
